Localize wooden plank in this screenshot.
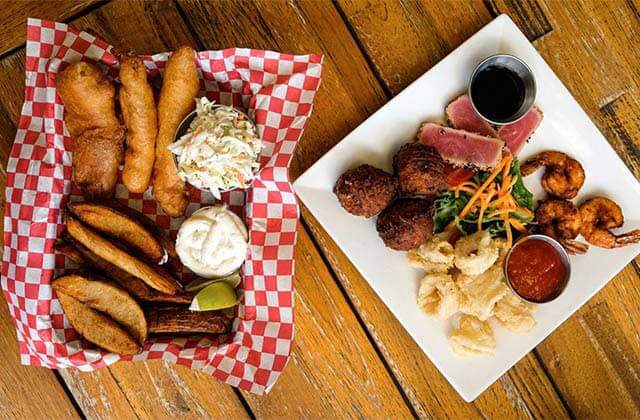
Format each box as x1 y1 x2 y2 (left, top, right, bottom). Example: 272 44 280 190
536 295 640 417
0 294 81 418
484 0 553 40
0 0 103 56
58 368 139 419
599 91 640 179
335 0 491 95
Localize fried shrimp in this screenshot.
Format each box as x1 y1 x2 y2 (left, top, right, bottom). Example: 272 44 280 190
521 151 585 199
535 199 588 254
579 197 640 248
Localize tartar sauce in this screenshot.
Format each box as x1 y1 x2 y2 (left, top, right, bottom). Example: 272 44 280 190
175 205 249 278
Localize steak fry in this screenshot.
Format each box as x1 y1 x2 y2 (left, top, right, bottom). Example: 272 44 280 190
66 218 180 295
56 291 140 355
145 306 233 334
52 274 147 345
68 202 165 263
56 239 192 304
152 46 200 217
95 201 178 259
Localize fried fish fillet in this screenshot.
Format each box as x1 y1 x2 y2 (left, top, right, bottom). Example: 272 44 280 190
66 218 180 295
152 46 200 217
55 291 140 355
119 55 157 193
57 61 124 199
55 239 192 304
68 202 165 263
52 274 147 345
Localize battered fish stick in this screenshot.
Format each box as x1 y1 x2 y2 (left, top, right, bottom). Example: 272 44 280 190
57 62 124 199
153 46 200 216
119 55 157 193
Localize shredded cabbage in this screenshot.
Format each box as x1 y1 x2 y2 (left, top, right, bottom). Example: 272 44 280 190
168 98 262 199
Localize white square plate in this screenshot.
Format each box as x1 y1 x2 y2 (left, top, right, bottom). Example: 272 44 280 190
293 14 640 401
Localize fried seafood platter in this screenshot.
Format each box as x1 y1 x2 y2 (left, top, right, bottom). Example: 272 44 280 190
330 90 639 357
294 16 640 400
50 48 249 354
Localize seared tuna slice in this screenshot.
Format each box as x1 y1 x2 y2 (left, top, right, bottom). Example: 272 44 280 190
418 123 504 170
446 95 497 137
496 106 543 155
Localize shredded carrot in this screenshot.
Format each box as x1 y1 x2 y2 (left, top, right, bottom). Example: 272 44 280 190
444 152 532 239
454 186 478 197
458 155 510 219
504 214 513 248
487 207 519 218
509 218 527 232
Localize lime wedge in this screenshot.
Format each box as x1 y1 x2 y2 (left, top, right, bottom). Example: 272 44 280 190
189 282 238 311
185 271 242 293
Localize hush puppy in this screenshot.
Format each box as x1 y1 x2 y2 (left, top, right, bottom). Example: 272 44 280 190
394 142 447 198
376 198 434 250
334 164 396 217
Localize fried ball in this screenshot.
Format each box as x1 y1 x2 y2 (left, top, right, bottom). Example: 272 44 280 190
394 142 448 198
334 164 396 217
376 198 434 250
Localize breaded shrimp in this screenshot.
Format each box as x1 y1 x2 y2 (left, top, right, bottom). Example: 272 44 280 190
153 46 200 217
119 55 157 193
535 199 588 254
579 197 640 248
522 151 585 199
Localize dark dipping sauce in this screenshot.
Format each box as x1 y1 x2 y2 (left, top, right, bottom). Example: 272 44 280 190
506 238 567 303
470 66 525 122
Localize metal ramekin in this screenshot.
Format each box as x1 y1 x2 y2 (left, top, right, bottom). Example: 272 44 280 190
468 54 536 125
504 234 571 304
172 103 259 194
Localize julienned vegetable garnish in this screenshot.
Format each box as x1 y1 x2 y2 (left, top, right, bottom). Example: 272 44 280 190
434 153 534 248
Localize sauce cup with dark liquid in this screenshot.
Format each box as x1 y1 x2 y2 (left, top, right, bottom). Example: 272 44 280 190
468 54 536 125
504 234 571 304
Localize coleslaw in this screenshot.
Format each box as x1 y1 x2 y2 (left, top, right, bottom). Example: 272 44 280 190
168 98 262 199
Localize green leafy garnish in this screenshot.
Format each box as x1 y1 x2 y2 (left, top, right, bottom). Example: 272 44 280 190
433 158 534 237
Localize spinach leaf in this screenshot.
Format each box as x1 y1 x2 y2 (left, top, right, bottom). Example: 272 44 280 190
510 159 534 210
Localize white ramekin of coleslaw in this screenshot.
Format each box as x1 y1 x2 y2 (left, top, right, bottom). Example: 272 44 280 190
168 97 262 199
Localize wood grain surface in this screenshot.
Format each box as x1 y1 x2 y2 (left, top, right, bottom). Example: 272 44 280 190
0 0 639 418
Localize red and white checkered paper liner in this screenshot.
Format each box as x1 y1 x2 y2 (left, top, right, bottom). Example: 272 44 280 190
1 18 323 395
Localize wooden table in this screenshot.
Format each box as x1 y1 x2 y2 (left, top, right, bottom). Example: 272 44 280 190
1 1 639 418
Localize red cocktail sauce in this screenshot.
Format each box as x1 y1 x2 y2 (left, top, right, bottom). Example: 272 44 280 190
506 238 567 303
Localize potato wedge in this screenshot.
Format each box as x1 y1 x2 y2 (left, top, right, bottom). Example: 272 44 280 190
68 202 165 263
52 274 147 345
57 238 193 304
66 218 180 295
146 306 233 335
55 291 140 355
